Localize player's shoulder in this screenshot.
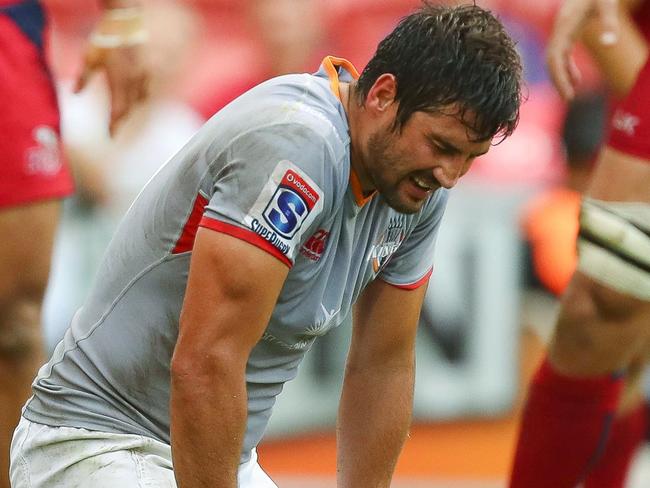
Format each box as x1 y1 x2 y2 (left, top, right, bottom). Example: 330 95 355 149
260 73 349 149
193 73 352 205
255 73 352 189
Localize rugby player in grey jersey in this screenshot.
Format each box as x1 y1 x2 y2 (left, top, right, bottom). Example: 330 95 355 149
10 4 521 488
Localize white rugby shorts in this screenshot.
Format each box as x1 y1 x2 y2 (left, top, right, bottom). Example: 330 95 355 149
10 416 278 488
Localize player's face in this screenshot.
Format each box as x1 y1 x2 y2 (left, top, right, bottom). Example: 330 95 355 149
365 109 491 214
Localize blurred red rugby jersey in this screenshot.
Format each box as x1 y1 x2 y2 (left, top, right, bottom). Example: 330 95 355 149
605 0 650 160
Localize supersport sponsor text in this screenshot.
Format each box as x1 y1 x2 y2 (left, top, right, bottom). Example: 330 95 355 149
251 218 290 255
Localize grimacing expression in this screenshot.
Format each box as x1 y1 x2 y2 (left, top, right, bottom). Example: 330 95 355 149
365 108 492 214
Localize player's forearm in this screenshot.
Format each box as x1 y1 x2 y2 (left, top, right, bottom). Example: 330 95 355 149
170 361 248 488
336 362 415 488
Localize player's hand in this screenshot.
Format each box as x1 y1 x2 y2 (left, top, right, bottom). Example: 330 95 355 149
546 0 620 100
74 8 150 136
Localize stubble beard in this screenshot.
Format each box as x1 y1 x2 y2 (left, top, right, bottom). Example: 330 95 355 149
366 131 423 215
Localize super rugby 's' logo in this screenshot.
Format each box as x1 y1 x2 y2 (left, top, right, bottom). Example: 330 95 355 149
369 218 406 273
263 170 320 239
244 161 323 259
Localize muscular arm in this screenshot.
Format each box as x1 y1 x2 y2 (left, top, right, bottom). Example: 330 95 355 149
170 228 288 488
337 279 428 488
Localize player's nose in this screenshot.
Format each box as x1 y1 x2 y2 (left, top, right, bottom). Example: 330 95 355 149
432 159 463 189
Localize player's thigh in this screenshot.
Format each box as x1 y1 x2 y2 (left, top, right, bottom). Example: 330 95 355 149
0 200 61 301
549 272 650 376
10 418 176 488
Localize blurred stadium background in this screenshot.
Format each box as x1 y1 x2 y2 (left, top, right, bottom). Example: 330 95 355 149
37 0 650 486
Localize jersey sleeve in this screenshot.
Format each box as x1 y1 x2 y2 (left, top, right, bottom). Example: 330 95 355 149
378 189 449 289
200 123 334 267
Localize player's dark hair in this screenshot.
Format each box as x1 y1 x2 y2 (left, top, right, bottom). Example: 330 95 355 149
356 2 522 141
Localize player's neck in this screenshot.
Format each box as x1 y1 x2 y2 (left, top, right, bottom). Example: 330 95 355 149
339 82 370 193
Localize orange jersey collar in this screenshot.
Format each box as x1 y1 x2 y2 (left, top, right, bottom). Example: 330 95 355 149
321 55 376 207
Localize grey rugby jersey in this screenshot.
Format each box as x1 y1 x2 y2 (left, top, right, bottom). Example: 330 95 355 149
24 57 449 464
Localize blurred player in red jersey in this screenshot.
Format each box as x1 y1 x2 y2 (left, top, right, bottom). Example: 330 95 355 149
510 1 650 487
523 93 605 297
0 1 148 486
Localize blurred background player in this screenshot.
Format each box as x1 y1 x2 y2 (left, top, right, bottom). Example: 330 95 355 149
0 0 149 486
510 0 650 486
521 90 650 487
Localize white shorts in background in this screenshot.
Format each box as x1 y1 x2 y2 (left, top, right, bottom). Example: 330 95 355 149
10 417 278 488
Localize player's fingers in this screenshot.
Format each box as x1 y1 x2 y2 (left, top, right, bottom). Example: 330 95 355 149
546 0 595 99
568 56 582 88
134 73 150 103
546 43 576 100
73 46 101 93
108 72 148 136
108 83 129 136
596 0 620 45
74 53 99 93
74 67 90 94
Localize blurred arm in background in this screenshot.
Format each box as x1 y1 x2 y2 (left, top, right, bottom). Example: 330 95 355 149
43 0 204 348
546 0 645 99
75 0 150 134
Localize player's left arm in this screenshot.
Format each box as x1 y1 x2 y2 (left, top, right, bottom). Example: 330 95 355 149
337 278 428 488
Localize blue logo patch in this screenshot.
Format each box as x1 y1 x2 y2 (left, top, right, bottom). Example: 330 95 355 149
262 169 320 239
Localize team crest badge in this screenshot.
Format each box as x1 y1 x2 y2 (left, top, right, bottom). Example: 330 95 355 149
369 218 406 273
300 229 330 261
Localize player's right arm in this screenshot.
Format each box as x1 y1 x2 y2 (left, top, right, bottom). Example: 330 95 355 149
169 227 289 487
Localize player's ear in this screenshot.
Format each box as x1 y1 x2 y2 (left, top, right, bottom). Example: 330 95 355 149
365 74 397 115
